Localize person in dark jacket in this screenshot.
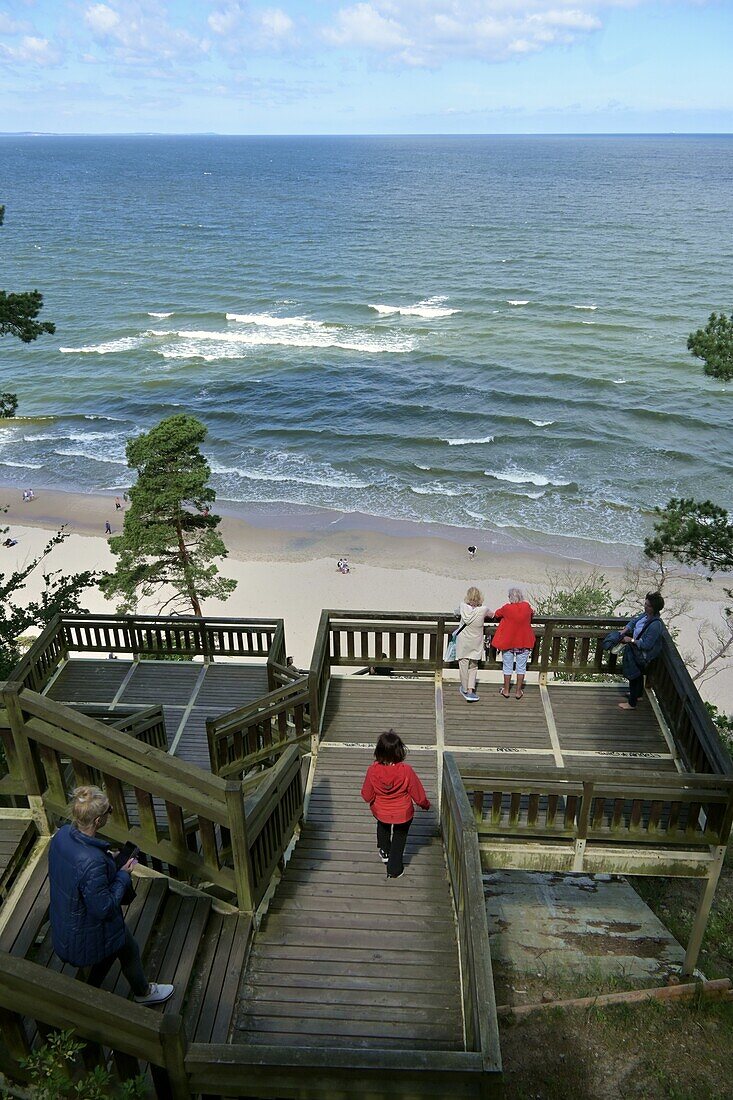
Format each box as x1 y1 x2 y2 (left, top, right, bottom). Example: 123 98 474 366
360 731 430 879
49 786 174 1004
617 592 665 711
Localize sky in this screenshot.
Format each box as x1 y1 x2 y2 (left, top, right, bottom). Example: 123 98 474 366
0 1 731 134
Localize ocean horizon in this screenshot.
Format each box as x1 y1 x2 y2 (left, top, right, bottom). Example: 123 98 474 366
0 134 731 556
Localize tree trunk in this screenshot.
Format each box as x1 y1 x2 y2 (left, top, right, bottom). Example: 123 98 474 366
175 517 202 616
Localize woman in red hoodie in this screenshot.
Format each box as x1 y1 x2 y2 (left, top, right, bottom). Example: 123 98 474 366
360 730 430 879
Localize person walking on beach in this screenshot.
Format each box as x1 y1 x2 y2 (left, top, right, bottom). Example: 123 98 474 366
467 544 477 559
114 496 122 511
493 588 536 700
361 731 430 880
454 586 491 702
48 786 174 1005
617 592 665 711
104 520 112 535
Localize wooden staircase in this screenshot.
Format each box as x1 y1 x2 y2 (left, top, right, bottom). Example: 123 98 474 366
234 745 465 1052
0 848 248 1046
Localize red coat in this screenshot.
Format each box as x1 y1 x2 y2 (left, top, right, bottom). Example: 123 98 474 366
360 762 430 824
492 602 536 651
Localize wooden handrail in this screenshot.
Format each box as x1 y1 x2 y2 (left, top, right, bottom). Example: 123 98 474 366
441 753 501 1072
207 679 311 779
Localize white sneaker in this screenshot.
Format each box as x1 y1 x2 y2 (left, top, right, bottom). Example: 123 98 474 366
134 982 175 1005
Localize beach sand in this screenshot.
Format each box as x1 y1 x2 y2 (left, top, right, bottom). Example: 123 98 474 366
2 487 731 710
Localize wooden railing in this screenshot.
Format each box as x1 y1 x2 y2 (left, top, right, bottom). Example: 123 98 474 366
0 683 303 913
0 954 190 1098
207 679 311 782
460 762 733 875
76 704 169 751
13 614 284 695
649 630 733 776
441 753 501 1071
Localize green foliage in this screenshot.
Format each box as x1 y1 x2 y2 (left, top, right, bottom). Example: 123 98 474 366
0 525 103 680
1 1028 147 1099
687 310 733 382
1 204 55 344
705 702 733 760
101 414 237 616
532 569 621 618
0 392 18 418
644 497 733 585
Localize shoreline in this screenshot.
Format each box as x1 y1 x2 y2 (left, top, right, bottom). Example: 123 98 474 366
2 483 731 711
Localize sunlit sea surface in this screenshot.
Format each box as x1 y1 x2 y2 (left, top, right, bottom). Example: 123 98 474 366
0 135 731 555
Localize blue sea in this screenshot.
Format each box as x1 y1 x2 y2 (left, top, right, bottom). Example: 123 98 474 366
1 135 731 555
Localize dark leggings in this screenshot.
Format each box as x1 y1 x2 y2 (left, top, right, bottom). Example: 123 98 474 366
87 925 148 996
376 819 412 876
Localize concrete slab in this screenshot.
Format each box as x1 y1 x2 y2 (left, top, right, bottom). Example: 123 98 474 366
485 869 685 1001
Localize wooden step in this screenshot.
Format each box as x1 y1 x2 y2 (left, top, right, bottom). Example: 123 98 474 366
186 911 251 1044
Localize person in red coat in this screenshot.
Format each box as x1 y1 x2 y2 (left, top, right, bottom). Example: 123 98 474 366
360 730 430 879
492 587 536 700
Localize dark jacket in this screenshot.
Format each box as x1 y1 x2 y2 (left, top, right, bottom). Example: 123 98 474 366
621 613 664 679
49 823 131 966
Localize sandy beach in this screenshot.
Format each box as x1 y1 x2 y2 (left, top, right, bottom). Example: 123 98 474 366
2 486 731 711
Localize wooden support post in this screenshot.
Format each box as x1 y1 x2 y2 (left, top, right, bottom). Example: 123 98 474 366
152 1013 190 1100
539 624 553 687
682 845 726 977
2 682 51 835
225 780 255 913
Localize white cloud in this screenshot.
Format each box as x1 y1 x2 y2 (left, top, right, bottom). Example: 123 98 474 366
82 1 209 67
207 2 296 52
0 13 31 35
0 34 61 65
324 3 409 50
321 1 615 64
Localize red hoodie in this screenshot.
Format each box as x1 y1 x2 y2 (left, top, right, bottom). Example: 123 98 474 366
360 762 430 824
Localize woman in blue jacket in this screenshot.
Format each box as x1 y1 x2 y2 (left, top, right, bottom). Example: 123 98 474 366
618 592 665 711
49 786 174 1004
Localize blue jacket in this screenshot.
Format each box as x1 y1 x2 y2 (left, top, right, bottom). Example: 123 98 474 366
622 613 664 678
49 824 131 966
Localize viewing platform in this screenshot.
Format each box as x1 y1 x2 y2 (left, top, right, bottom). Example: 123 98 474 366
0 610 731 1098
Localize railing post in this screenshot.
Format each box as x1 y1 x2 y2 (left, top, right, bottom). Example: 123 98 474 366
152 1013 190 1100
682 845 726 977
435 616 446 672
1 682 51 835
225 780 255 913
539 623 553 686
573 781 593 872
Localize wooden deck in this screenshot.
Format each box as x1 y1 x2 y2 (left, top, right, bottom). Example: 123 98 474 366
45 658 269 769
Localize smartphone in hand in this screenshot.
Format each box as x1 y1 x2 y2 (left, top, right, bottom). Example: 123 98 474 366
114 842 140 870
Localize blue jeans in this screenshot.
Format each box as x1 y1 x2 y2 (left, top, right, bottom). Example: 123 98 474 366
87 925 148 997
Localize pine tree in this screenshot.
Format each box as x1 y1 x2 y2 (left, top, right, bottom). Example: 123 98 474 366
101 415 237 616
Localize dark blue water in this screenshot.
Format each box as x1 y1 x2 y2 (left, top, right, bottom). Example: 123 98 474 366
1 135 731 549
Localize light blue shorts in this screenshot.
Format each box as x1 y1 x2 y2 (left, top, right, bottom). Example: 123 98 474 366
502 648 531 676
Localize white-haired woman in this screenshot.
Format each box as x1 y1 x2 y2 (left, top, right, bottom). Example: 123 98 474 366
492 587 536 700
454 586 491 702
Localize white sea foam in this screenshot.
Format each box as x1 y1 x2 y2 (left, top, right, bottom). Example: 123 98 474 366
226 312 314 327
486 468 571 487
414 463 431 470
148 311 173 318
581 321 596 326
612 379 628 385
441 436 494 446
368 296 460 319
209 460 370 491
411 483 461 497
0 459 43 469
55 448 126 465
159 326 414 356
59 336 146 355
506 300 529 306
572 304 597 311
529 420 554 427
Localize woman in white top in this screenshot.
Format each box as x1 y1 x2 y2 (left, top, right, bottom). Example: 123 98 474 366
454 586 491 702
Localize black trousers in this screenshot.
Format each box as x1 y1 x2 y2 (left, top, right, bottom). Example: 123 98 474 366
628 674 645 708
376 819 412 877
87 925 148 996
